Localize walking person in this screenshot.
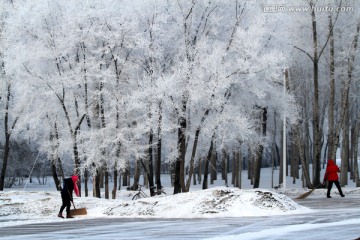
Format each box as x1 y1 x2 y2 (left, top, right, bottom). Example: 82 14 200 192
58 175 80 218
323 159 345 198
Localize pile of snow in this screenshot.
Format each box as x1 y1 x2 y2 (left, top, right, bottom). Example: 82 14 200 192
105 187 307 218
0 187 310 227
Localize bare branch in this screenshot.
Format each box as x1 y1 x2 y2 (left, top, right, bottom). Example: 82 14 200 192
294 46 314 62
318 0 342 59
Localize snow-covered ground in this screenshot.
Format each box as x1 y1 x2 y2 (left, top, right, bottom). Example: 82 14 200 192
0 186 310 223
1 166 360 239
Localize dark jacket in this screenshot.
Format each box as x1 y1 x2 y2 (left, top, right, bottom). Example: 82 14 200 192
323 159 340 182
61 178 75 201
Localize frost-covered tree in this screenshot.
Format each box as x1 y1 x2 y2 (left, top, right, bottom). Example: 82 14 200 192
160 1 299 192
3 0 302 195
0 0 23 191
285 0 360 187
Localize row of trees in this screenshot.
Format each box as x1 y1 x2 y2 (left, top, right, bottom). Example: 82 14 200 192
0 0 359 198
287 0 360 187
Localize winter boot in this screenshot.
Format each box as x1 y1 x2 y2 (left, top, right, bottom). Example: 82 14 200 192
66 210 74 218
58 213 64 218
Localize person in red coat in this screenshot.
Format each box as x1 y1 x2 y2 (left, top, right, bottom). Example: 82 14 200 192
323 159 345 198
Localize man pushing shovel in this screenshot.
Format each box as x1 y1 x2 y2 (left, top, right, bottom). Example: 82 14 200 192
58 175 80 218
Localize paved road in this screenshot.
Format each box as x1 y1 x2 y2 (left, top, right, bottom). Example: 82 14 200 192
1 196 360 240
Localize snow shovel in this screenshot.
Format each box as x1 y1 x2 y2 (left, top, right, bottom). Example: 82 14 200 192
70 201 87 216
295 184 321 199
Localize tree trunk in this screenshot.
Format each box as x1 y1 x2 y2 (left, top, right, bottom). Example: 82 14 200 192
132 159 141 190
202 140 213 190
156 101 163 193
0 84 18 191
210 148 217 185
170 161 175 187
70 113 85 196
221 149 228 186
248 151 254 185
174 116 186 194
271 112 277 188
148 130 155 196
64 106 85 196
197 158 202 184
193 163 197 186
84 169 89 197
231 151 236 186
122 161 130 187
350 125 356 181
353 121 360 186
253 107 267 188
93 168 101 198
294 122 313 188
327 14 336 160
118 173 122 191
310 1 322 187
279 127 284 186
340 107 349 186
304 107 311 181
234 149 242 188
291 141 300 184
50 159 61 191
49 122 61 191
185 110 209 191
0 134 10 190
105 169 109 199
99 171 104 189
112 168 118 199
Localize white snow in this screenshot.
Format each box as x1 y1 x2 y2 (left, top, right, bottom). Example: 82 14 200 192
0 186 310 225
1 166 360 239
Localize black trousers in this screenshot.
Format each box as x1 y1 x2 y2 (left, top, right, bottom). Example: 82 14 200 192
327 180 344 197
59 191 71 214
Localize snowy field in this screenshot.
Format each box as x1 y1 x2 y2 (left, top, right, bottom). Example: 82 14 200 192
1 166 360 239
